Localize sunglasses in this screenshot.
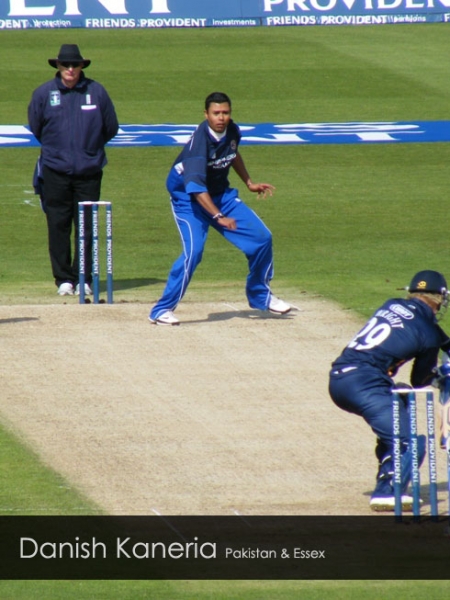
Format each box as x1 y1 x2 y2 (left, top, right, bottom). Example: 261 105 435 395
59 62 82 69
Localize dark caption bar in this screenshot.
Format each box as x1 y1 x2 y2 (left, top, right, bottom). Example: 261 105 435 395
0 516 449 580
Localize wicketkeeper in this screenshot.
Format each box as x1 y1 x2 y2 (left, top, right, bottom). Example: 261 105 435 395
328 270 450 512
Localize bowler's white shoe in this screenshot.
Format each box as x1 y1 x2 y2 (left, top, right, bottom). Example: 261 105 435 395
75 283 93 296
149 311 180 326
268 295 291 315
57 282 74 296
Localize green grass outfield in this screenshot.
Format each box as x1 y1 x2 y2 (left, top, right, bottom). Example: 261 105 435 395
1 24 449 597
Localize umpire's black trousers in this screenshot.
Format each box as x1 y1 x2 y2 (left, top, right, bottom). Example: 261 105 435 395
42 165 103 287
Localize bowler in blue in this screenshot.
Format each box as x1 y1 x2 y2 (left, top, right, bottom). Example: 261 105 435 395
149 92 291 325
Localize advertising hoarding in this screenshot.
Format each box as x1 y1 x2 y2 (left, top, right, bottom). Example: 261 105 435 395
1 0 450 29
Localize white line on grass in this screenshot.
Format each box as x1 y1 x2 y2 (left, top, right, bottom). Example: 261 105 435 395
232 508 252 527
151 508 188 542
222 303 240 311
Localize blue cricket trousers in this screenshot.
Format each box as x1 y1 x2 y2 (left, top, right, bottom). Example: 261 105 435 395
328 366 410 446
329 366 425 494
150 187 273 320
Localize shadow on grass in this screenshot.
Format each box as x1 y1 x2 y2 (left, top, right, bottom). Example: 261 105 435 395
0 317 39 325
184 309 297 325
99 278 165 292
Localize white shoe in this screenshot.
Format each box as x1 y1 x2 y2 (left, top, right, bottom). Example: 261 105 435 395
57 282 74 296
149 310 180 326
75 283 93 296
268 295 291 314
369 495 422 512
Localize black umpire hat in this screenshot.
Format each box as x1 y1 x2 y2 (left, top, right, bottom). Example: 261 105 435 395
48 44 91 69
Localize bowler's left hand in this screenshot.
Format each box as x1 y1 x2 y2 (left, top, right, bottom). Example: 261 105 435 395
248 182 275 199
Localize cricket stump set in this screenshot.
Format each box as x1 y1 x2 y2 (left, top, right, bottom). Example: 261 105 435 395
392 385 450 523
78 201 113 305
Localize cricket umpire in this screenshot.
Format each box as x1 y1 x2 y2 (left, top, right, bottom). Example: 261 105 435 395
328 270 450 511
28 44 119 296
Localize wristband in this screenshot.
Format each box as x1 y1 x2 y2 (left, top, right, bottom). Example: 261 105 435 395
212 212 224 220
